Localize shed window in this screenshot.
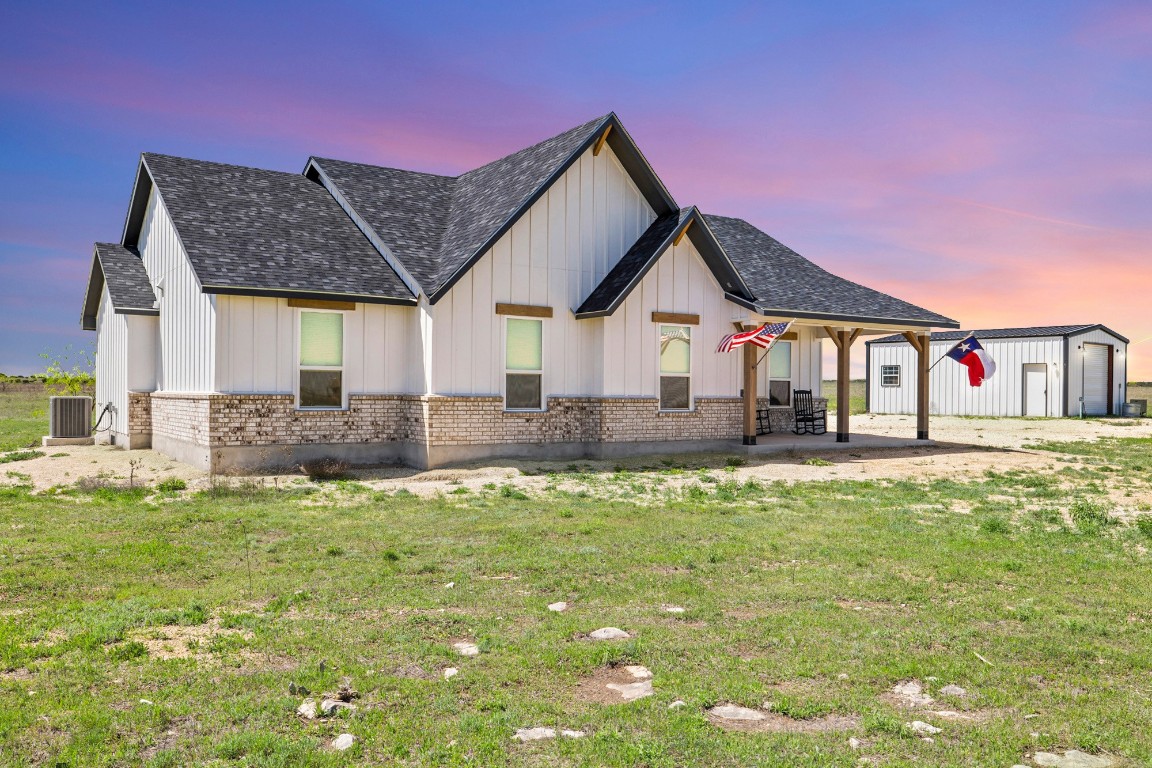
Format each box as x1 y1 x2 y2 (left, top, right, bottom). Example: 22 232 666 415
881 364 901 387
768 341 792 406
506 318 543 410
659 325 691 410
299 311 344 408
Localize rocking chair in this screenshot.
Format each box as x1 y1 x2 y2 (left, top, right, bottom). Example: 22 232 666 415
792 389 827 435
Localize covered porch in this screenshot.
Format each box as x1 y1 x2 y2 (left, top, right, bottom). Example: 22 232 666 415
735 318 937 446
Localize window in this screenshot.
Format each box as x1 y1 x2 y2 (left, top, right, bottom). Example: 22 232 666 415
505 318 542 410
659 325 691 410
768 340 792 406
299 310 344 408
881 364 901 387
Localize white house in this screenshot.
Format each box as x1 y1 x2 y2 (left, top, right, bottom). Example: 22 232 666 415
866 325 1129 418
81 113 958 470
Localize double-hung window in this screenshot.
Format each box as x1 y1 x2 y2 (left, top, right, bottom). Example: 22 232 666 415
299 310 344 409
768 340 792 406
881 365 901 387
659 325 691 410
505 318 543 410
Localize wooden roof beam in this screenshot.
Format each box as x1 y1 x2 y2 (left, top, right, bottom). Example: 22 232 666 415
592 125 613 156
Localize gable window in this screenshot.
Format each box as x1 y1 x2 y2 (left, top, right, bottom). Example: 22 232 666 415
768 341 792 406
881 364 901 387
299 310 344 408
505 318 543 410
659 325 691 410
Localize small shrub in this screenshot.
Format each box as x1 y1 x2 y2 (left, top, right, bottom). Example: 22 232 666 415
381 549 401 562
325 545 345 557
108 640 149 662
724 456 746 467
498 484 528 500
980 516 1012 535
0 450 44 464
1135 515 1152 539
300 458 351 481
1069 499 1115 533
801 457 834 467
156 477 187 493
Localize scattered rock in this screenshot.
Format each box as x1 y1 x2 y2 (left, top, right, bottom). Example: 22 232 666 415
838 673 850 680
560 729 585 739
708 704 767 722
547 601 568 612
444 582 455 589
669 700 687 709
1032 751 1116 768
849 737 862 749
588 627 629 640
443 667 458 680
139 699 154 706
890 680 935 707
513 727 556 742
624 665 651 680
907 720 941 735
662 605 686 614
320 699 357 716
930 710 972 720
708 705 860 733
938 684 967 697
1024 713 1040 720
606 680 654 702
452 641 481 657
331 733 355 751
297 698 317 719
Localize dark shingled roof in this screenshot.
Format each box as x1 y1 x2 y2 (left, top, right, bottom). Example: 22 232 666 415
142 153 415 303
311 114 622 300
576 209 690 316
704 214 958 328
868 325 1129 344
81 243 158 330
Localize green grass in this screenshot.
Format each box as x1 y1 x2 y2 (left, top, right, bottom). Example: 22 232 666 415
1 463 1150 765
0 385 50 451
822 379 866 415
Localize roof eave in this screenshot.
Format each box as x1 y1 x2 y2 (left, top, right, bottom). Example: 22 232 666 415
200 284 418 306
81 249 104 331
749 305 960 329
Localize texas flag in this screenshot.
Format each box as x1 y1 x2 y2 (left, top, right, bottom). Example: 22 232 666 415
946 335 997 387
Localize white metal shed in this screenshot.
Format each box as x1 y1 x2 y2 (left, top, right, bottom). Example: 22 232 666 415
866 325 1129 417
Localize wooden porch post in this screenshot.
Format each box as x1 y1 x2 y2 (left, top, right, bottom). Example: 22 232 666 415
825 327 860 443
903 331 931 440
743 325 757 445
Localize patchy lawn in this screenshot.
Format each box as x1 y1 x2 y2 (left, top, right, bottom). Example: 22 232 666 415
823 379 866 415
0 385 51 452
1 444 1151 766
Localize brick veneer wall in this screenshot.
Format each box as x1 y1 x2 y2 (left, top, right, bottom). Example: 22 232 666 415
127 392 152 437
149 392 828 452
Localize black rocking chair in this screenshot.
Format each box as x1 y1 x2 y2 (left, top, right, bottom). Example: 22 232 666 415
792 389 827 435
756 405 773 435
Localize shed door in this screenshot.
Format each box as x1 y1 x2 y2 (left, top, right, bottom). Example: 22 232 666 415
1023 364 1047 417
1083 343 1111 416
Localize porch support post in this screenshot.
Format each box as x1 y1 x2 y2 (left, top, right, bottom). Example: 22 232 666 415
825 327 858 443
903 330 931 440
742 325 757 445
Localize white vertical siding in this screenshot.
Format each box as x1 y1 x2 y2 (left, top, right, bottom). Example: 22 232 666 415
94 286 128 438
214 295 414 394
1066 328 1127 416
868 336 1066 417
137 190 215 392
429 143 656 396
126 315 158 393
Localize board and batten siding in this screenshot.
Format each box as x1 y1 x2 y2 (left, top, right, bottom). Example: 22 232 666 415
868 336 1066 417
428 143 657 397
1065 328 1127 416
94 286 127 437
214 296 414 395
136 189 216 393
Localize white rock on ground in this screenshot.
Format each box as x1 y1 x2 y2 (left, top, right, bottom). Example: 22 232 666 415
938 684 967 697
849 737 862 749
320 699 357 716
453 641 481 656
297 698 317 719
892 681 935 707
560 729 585 739
907 721 942 735
662 605 686 613
443 667 458 680
1032 751 1116 768
606 680 654 702
588 627 630 640
709 704 766 721
331 733 355 751
624 665 652 679
547 601 568 612
444 582 455 589
669 700 686 709
513 727 556 742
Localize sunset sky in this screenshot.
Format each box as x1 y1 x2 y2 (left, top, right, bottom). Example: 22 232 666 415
1 1 1149 378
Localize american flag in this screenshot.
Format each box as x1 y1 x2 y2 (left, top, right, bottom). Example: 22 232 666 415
716 322 792 353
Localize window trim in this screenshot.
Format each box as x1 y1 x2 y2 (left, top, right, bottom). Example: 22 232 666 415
504 315 545 412
658 323 693 412
296 307 348 411
766 339 794 407
880 364 901 387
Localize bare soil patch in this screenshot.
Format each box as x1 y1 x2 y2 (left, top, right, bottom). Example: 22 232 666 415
575 666 653 705
707 705 860 733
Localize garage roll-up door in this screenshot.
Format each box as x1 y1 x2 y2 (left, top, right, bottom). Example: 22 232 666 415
1083 343 1110 416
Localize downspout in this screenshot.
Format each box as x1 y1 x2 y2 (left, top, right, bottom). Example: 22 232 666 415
1062 337 1069 418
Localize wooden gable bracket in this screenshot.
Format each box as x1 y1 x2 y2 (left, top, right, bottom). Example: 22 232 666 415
495 302 553 318
652 311 699 326
901 331 924 354
673 219 693 247
823 326 861 349
592 125 613 156
288 298 356 311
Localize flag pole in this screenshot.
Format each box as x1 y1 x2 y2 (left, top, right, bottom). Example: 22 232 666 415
927 333 968 372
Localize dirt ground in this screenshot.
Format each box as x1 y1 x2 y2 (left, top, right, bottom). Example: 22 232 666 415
5 414 1150 497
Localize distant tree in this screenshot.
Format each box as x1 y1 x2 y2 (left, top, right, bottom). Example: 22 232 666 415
39 344 96 395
